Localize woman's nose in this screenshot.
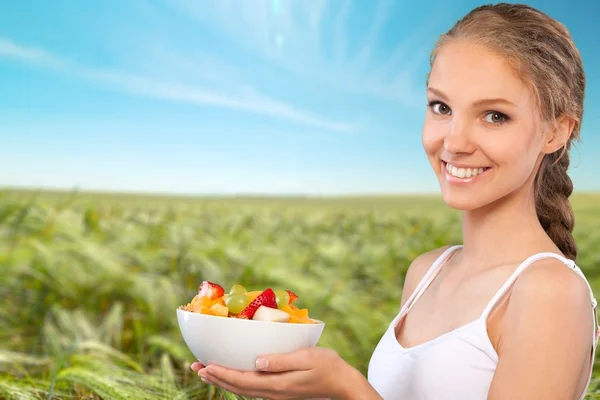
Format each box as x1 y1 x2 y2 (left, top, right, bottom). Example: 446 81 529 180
443 118 476 154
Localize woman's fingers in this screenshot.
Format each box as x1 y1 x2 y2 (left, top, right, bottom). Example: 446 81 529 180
255 349 312 372
190 362 205 372
201 371 266 399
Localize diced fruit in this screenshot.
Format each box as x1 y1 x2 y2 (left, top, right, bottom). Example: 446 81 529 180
196 306 214 315
245 291 262 301
209 302 229 317
280 305 294 315
229 284 246 295
191 295 213 312
225 293 251 315
181 282 315 324
281 304 299 315
279 304 315 323
274 289 290 309
288 315 315 324
286 290 298 304
198 281 225 300
237 288 277 319
252 305 291 322
214 295 227 306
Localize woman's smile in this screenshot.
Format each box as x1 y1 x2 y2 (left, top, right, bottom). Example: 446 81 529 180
441 161 492 184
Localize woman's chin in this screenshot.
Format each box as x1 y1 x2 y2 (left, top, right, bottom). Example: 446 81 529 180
440 190 482 211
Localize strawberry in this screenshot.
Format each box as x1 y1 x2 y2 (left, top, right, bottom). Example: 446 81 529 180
197 281 225 300
238 288 277 319
286 290 298 304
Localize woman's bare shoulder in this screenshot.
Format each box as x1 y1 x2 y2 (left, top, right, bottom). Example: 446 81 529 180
507 257 594 332
510 257 593 318
487 257 595 399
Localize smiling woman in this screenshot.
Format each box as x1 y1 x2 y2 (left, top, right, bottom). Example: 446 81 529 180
190 3 598 400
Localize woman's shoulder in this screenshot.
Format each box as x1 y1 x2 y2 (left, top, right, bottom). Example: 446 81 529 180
500 256 595 351
509 256 594 319
491 256 596 395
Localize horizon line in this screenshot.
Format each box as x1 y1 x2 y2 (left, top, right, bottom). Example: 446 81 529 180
1 185 598 200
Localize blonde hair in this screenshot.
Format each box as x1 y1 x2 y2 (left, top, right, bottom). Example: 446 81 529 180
429 3 585 260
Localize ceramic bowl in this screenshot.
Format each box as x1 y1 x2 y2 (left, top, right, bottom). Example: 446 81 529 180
177 308 325 371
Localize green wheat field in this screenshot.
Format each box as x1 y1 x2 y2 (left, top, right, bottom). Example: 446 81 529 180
1 188 600 399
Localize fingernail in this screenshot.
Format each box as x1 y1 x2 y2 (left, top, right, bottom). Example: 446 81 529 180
255 358 269 370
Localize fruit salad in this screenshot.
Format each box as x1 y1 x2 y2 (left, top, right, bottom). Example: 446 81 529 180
179 281 316 324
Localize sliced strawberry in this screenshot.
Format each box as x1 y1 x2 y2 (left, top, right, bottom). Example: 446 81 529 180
197 281 225 300
286 290 298 304
238 288 277 319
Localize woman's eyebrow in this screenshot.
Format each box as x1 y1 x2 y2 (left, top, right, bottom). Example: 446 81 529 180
472 98 517 108
427 87 517 108
427 87 449 101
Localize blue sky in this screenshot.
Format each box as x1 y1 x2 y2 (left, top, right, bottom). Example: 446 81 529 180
0 0 598 195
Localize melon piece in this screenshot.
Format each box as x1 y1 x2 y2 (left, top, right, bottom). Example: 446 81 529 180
252 305 291 322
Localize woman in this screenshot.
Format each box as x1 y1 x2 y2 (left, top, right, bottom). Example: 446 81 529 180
191 3 598 399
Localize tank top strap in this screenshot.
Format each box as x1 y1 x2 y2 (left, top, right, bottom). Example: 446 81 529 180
479 252 598 400
480 252 598 322
398 245 462 318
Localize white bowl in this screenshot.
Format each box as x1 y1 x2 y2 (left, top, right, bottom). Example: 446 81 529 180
176 308 326 371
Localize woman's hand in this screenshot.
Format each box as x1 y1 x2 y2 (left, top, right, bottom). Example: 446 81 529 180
190 346 381 400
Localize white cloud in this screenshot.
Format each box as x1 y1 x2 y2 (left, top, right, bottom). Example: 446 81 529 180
0 37 356 133
167 0 430 107
0 37 65 67
350 0 395 75
332 0 352 66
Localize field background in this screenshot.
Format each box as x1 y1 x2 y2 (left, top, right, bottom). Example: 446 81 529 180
1 188 599 399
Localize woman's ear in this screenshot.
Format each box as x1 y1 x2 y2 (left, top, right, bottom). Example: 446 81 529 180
542 115 575 154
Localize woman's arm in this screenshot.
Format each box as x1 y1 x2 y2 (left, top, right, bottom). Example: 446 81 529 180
487 259 594 400
340 365 384 400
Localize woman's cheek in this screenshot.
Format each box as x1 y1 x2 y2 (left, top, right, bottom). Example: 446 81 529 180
422 123 444 159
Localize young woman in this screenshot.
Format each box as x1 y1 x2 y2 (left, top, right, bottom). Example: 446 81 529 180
191 3 598 399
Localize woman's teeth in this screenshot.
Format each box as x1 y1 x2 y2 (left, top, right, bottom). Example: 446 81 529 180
445 162 487 179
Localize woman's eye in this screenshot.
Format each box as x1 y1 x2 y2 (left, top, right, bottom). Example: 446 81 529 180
429 101 451 115
484 111 509 124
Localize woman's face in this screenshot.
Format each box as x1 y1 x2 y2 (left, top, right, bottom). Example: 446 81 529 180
422 40 548 211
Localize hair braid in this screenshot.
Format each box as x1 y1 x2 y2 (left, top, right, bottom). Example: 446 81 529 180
535 147 577 260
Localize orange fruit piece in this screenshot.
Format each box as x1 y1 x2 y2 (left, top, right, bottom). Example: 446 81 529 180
210 303 229 317
196 306 215 315
281 304 302 314
213 295 227 307
190 295 213 310
281 304 314 323
191 296 210 313
245 291 262 301
288 315 315 324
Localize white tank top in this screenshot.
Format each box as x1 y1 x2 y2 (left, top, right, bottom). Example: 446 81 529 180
367 245 599 400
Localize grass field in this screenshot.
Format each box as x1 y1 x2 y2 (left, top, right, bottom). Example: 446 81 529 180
1 188 600 399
